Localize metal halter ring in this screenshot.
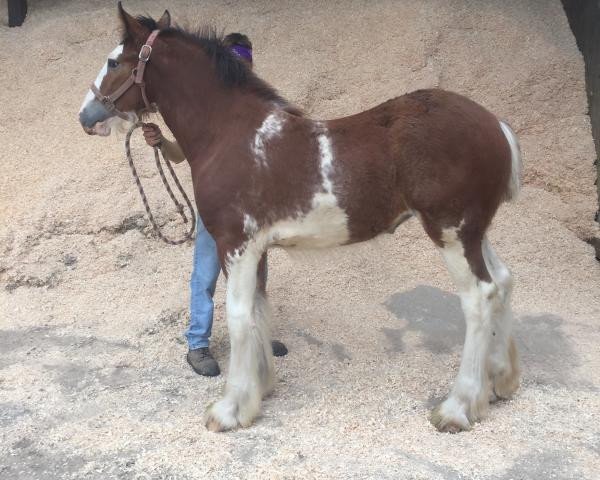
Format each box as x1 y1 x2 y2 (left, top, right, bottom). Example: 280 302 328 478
139 44 152 61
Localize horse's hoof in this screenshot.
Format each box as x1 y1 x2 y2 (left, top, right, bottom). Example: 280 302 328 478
205 414 227 432
205 417 221 432
429 402 472 433
204 410 238 432
204 401 239 432
204 395 260 432
491 375 519 401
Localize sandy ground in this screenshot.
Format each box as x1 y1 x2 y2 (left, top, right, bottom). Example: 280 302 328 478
1 0 599 479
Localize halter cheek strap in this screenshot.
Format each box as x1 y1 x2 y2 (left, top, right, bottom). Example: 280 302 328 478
90 29 161 119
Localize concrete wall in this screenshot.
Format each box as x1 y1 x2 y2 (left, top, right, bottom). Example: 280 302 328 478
562 0 600 221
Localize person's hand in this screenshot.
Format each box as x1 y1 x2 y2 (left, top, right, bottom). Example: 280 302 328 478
142 123 163 147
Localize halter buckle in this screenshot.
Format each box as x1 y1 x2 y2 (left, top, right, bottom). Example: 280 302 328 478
139 44 152 62
100 95 115 110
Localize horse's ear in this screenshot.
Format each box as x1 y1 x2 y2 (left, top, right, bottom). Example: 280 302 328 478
157 9 171 29
118 2 148 41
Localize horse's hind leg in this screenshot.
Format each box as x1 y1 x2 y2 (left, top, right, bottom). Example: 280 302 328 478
204 247 274 432
482 237 520 401
427 223 497 432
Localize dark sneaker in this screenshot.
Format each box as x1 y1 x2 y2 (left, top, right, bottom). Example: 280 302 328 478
271 340 288 357
186 347 220 377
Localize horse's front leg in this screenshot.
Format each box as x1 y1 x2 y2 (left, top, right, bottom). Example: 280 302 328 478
204 246 275 432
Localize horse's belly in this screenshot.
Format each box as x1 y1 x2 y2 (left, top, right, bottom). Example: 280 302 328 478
269 194 350 249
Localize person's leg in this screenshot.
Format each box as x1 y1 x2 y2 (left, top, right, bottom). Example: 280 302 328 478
186 215 222 376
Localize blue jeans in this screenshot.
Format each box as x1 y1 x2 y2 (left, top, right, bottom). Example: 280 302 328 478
185 216 221 350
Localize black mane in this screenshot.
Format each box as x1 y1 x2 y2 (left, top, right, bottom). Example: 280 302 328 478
124 16 302 115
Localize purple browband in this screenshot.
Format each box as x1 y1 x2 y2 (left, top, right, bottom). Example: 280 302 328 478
230 44 253 62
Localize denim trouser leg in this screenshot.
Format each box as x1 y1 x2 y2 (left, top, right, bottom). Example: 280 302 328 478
185 216 221 350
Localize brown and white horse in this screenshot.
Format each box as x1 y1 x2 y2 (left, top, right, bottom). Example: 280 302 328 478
80 4 522 433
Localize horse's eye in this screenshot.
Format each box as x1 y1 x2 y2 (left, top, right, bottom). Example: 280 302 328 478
107 58 119 69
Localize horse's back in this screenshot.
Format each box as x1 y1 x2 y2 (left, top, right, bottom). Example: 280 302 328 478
327 89 512 240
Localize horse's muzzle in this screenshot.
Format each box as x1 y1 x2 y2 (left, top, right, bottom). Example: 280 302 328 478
79 100 112 131
82 125 96 135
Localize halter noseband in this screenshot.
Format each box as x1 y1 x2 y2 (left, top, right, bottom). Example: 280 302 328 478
90 29 160 120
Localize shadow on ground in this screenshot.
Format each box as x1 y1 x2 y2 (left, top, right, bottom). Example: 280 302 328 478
383 285 582 387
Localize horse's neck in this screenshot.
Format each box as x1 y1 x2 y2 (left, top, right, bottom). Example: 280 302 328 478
154 86 230 162
148 45 291 165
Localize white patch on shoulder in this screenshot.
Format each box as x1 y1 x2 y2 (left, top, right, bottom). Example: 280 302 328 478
79 44 124 113
252 112 285 167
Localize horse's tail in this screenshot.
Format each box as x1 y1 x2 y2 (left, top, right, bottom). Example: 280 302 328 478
499 120 522 202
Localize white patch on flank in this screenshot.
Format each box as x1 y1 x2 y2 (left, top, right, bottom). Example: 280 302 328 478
252 112 285 167
79 44 124 113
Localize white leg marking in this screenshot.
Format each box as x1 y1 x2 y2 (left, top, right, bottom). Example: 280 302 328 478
482 237 520 400
79 44 123 113
204 248 274 431
431 227 495 432
252 112 285 167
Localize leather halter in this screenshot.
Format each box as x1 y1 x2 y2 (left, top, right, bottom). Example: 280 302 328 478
90 29 160 120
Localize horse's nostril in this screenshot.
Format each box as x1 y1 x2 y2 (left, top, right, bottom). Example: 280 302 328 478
79 101 111 130
79 111 90 128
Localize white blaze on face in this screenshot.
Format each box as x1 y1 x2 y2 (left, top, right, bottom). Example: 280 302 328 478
79 44 124 113
252 112 285 167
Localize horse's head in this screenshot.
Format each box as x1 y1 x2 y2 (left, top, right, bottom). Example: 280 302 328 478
79 3 170 136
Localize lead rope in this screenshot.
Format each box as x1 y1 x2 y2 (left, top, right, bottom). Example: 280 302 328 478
124 122 196 245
